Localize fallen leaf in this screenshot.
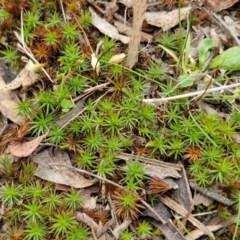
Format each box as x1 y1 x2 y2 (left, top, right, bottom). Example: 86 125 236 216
145 164 181 179
7 132 49 157
5 60 41 90
209 46 240 71
144 7 190 31
194 193 213 206
199 0 239 12
117 0 132 8
32 148 97 188
223 16 240 37
82 194 97 209
0 75 24 125
89 7 130 44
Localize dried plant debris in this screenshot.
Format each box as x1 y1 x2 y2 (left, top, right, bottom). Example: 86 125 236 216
89 7 130 44
144 6 190 31
7 131 48 157
33 149 97 188
199 0 239 12
0 75 24 125
0 0 240 239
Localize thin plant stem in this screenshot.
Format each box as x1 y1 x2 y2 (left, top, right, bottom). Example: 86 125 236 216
49 163 166 224
143 81 240 105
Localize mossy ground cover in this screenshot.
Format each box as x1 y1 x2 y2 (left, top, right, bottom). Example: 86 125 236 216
0 0 239 239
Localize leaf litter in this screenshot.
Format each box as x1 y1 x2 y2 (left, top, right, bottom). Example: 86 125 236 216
0 0 240 239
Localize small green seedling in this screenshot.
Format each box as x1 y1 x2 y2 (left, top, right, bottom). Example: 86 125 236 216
60 99 75 113
209 46 240 72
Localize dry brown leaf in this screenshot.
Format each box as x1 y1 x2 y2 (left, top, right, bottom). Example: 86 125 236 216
224 15 240 37
144 6 190 31
0 60 43 125
117 0 133 8
145 164 181 179
199 0 239 12
194 193 213 207
32 149 97 188
82 194 97 209
7 132 48 157
5 60 41 90
0 75 24 125
89 7 129 44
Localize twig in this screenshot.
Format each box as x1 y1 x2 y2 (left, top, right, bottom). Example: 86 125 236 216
112 219 132 239
72 82 110 102
159 195 215 239
185 215 238 240
49 163 124 188
49 163 166 224
70 11 94 54
96 219 115 238
176 210 218 219
143 81 240 105
117 152 182 171
59 0 66 23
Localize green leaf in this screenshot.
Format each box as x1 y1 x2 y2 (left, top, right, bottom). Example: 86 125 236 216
177 71 199 88
198 38 215 67
209 46 240 71
60 99 75 111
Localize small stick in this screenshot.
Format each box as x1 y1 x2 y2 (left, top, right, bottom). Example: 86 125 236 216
143 81 240 105
176 210 218 219
49 163 166 224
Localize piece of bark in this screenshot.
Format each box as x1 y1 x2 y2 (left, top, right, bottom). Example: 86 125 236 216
151 219 186 240
189 181 234 206
142 201 171 221
159 195 215 239
126 0 147 68
170 162 192 210
0 59 16 84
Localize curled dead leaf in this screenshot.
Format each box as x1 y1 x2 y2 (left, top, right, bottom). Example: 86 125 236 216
199 0 239 12
7 131 49 157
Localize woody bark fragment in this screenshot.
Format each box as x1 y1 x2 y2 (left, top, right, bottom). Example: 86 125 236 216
126 0 147 69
